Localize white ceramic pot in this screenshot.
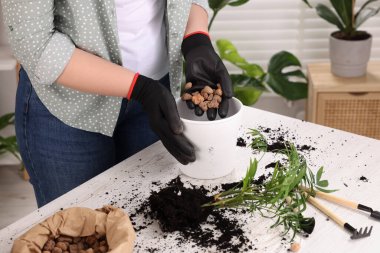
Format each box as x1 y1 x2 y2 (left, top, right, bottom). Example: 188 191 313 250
329 32 372 78
176 97 243 179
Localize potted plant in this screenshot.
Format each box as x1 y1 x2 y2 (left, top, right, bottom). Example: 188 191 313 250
207 0 308 105
0 113 19 160
0 113 28 179
216 40 308 105
303 0 380 77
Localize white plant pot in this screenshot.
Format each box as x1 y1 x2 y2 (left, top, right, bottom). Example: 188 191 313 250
329 32 372 78
176 97 243 180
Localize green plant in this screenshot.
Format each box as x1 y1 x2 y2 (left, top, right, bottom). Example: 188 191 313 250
208 0 308 105
217 40 308 104
204 129 336 239
303 0 380 39
0 113 19 160
208 0 250 29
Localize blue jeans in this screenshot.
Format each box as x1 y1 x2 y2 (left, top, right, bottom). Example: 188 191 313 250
15 68 169 207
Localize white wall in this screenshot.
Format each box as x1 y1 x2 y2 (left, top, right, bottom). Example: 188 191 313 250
210 0 380 118
0 1 19 165
0 0 17 117
211 0 380 70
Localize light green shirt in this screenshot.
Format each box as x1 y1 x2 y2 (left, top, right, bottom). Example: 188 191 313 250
2 0 209 136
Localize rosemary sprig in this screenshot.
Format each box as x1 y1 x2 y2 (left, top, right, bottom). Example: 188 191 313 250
204 129 336 239
248 129 268 151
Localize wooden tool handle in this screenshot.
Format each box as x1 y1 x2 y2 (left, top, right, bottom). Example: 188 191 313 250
307 195 346 228
299 186 359 210
315 191 358 210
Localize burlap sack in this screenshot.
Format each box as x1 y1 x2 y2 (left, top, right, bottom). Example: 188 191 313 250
11 205 135 253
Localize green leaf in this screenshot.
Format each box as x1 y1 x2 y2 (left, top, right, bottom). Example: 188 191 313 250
209 0 249 9
317 180 329 187
231 74 267 90
231 74 265 105
228 0 250 7
243 159 258 191
265 51 308 100
208 0 229 11
316 167 324 182
330 0 353 30
234 86 263 106
302 0 312 8
209 0 249 12
0 113 15 130
315 186 338 193
315 4 345 31
249 129 268 151
355 0 380 28
216 39 265 79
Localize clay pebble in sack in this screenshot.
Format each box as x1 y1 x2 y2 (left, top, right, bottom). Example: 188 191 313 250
42 233 108 253
11 206 135 253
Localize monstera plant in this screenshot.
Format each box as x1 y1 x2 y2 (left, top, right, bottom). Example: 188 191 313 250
208 0 250 29
216 40 308 105
208 0 308 105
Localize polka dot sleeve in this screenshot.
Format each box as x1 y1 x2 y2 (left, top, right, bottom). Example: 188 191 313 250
0 0 210 136
2 0 75 86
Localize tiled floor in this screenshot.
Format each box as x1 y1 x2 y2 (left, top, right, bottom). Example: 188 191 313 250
0 165 37 229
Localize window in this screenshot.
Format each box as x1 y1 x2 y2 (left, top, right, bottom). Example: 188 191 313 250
210 0 380 73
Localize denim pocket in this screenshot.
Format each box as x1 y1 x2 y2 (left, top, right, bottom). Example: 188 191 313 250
17 68 33 115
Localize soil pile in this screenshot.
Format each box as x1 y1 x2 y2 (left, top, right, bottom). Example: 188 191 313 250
148 177 213 232
135 177 253 252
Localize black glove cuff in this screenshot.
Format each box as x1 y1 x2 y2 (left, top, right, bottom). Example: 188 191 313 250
181 33 213 59
130 74 154 101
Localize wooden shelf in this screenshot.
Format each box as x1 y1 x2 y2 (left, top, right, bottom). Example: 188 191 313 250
307 62 380 139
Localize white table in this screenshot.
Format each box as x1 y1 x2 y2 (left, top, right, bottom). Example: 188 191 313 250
1 107 380 253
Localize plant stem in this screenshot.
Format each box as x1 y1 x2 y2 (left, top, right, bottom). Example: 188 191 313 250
352 0 356 24
208 11 218 31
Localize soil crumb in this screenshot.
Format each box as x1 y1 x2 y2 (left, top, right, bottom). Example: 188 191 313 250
236 137 247 147
359 176 369 182
242 126 317 154
265 162 283 169
267 142 287 152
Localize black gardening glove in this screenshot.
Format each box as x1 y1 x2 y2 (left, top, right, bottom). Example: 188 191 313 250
181 32 233 120
128 74 195 165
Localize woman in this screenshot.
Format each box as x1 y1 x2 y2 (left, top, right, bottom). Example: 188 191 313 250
2 0 232 207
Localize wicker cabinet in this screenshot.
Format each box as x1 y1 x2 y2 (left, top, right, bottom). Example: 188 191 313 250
307 62 380 139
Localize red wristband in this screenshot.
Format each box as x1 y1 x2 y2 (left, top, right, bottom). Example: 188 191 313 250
126 72 140 99
183 31 210 40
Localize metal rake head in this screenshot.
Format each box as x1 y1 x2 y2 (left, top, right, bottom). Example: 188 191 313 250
350 226 373 240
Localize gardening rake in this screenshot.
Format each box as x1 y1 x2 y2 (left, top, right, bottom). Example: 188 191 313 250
310 190 380 221
307 195 372 239
299 186 380 220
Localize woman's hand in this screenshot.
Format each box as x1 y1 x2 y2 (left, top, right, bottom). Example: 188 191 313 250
128 74 195 165
181 32 233 120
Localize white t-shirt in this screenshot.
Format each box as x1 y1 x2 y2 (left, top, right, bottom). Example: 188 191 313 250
115 0 169 80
